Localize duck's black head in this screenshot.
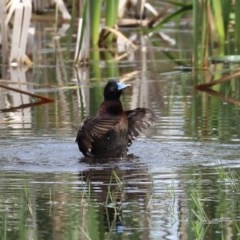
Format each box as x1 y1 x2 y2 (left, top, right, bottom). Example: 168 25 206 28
104 80 130 100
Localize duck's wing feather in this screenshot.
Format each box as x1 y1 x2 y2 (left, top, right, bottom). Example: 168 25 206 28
76 116 120 157
125 108 154 146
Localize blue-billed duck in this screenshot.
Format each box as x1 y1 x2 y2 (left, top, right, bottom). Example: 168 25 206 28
76 80 153 158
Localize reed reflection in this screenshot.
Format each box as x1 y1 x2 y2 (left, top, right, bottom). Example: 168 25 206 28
79 160 152 239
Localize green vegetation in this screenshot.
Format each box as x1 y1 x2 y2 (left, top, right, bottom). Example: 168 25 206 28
0 185 36 240
2 0 240 69
1 165 240 239
183 166 240 240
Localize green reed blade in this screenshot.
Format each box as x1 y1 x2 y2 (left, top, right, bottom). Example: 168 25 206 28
105 0 119 28
163 0 190 7
104 51 119 79
193 0 199 66
66 0 77 58
200 0 207 67
211 0 225 51
90 0 102 45
221 0 231 36
89 49 102 115
234 0 240 53
104 0 119 45
147 4 192 34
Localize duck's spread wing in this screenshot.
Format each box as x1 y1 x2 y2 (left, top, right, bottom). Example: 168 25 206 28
125 108 154 146
76 116 120 157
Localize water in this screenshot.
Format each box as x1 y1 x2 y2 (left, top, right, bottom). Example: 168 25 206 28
1 6 240 240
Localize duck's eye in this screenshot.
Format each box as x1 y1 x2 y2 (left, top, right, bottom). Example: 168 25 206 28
109 86 116 92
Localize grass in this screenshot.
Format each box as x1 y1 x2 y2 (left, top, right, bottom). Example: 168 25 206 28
184 164 240 239
0 184 36 240
105 170 123 215
190 189 209 223
216 164 240 194
192 220 209 240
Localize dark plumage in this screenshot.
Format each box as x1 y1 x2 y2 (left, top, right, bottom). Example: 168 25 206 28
76 80 153 159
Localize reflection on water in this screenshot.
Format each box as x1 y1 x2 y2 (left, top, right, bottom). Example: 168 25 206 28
1 139 240 239
0 141 240 239
1 10 240 240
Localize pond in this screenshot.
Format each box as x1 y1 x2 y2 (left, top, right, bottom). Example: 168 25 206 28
1 6 240 240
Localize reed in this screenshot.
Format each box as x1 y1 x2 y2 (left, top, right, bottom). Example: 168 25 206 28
192 0 207 67
103 51 119 79
192 0 240 67
101 0 119 46
190 189 209 223
89 49 102 115
0 0 8 65
147 3 192 33
1 2 45 64
67 0 77 59
74 0 89 63
3 0 240 68
234 0 240 52
105 170 123 207
211 1 225 48
0 185 36 240
89 0 102 46
9 0 32 65
216 165 240 193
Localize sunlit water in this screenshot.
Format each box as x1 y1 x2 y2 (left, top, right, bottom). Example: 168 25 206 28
1 6 240 240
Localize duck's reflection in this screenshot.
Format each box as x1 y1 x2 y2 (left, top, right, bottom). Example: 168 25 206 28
79 159 152 238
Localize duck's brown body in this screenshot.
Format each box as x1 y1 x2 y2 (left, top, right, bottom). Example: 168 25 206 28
76 80 153 159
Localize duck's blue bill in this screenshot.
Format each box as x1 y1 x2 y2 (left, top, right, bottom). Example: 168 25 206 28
117 82 130 90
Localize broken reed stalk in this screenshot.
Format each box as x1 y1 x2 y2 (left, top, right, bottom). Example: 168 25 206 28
0 0 8 64
74 0 90 63
197 88 240 107
195 70 240 90
9 0 32 65
0 84 54 102
0 83 54 112
101 26 137 49
195 70 240 107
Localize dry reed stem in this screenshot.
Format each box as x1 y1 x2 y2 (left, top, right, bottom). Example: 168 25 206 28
198 88 240 107
195 70 240 90
195 69 240 107
0 84 54 102
0 83 54 112
102 26 137 49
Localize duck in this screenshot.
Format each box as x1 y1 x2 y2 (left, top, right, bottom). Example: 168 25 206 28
76 80 154 159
